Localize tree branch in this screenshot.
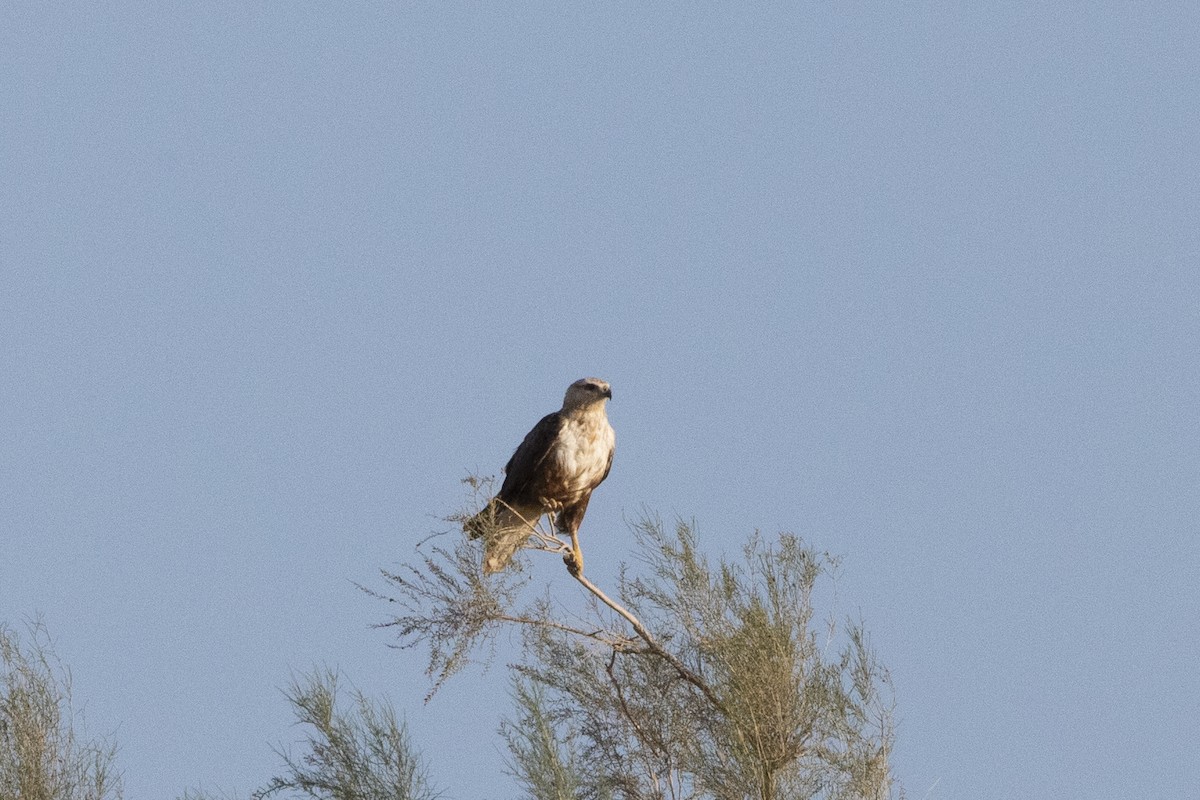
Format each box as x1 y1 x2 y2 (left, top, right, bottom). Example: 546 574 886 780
494 614 637 651
514 522 727 712
570 561 726 713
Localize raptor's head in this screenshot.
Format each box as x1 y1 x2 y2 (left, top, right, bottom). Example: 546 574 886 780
563 377 612 409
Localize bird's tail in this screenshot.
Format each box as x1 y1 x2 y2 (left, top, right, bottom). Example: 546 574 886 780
464 498 543 574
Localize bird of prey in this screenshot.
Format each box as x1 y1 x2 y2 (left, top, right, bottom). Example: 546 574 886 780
466 378 615 575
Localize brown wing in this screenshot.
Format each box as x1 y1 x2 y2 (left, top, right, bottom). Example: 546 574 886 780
598 447 614 485
497 411 565 507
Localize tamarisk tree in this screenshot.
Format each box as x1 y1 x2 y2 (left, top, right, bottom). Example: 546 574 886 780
370 482 896 800
0 621 123 800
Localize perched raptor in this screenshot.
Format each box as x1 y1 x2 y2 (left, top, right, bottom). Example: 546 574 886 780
465 378 615 575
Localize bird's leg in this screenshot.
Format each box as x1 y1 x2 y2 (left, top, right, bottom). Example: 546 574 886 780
565 529 584 577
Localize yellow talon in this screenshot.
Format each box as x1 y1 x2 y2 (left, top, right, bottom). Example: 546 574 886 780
565 531 584 576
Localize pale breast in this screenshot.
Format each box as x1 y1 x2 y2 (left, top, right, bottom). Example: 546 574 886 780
551 415 615 499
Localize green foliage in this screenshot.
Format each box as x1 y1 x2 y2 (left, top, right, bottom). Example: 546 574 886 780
8 502 896 800
364 476 534 700
366 535 529 701
376 510 898 800
253 669 438 800
501 680 589 800
0 621 123 800
503 517 897 799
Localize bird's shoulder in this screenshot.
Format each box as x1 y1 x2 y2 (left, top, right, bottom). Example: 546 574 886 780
503 411 566 475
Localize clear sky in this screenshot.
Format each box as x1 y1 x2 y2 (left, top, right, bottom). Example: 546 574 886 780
2 3 1197 798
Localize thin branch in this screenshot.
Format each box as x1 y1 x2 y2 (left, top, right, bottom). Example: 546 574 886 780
498 517 728 712
606 649 678 799
606 650 661 761
570 561 727 713
494 614 639 651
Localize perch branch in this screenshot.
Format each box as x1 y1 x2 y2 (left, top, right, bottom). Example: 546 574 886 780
568 559 725 712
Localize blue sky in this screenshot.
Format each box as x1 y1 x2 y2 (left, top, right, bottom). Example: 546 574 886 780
3 3 1197 798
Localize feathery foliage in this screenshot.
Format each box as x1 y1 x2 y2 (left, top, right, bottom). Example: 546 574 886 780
253 669 438 800
373 505 897 800
0 620 122 800
501 679 590 800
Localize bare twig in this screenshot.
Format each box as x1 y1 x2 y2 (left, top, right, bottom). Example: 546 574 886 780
494 614 638 651
568 555 727 713
477 515 727 712
606 649 680 800
483 515 727 711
